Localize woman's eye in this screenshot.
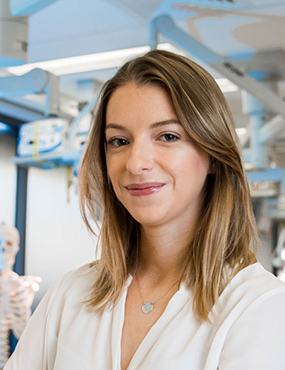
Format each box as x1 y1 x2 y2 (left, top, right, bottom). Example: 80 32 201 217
107 138 129 148
159 133 179 142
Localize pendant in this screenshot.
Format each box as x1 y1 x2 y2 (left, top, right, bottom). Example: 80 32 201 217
142 302 154 314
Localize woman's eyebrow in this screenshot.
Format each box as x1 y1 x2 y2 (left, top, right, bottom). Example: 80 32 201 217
105 119 180 132
150 119 180 129
105 123 127 132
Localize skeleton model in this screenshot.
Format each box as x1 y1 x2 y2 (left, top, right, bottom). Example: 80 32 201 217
0 223 41 369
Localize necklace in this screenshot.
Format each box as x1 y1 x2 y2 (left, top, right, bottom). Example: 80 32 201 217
135 269 180 314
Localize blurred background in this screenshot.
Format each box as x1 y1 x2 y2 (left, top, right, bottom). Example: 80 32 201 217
1 0 285 309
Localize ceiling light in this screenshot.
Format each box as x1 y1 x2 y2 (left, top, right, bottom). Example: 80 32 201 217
6 43 182 76
5 44 238 94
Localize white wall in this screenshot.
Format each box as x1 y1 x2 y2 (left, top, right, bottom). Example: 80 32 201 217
0 135 17 226
0 134 98 306
25 167 98 305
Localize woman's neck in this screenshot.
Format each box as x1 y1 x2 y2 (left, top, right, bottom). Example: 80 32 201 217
137 221 193 284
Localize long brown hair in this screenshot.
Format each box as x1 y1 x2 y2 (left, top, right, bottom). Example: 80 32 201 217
79 49 257 320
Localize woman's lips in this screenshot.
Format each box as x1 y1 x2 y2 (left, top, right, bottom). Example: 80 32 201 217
126 183 165 196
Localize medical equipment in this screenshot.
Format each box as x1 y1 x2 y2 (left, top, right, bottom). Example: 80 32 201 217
17 118 69 158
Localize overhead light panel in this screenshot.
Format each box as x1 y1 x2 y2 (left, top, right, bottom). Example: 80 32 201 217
6 43 181 76
6 44 239 93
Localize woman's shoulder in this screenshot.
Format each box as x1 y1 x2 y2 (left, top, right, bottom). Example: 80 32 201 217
55 262 98 292
212 262 285 322
43 262 98 309
212 264 285 369
62 262 98 281
228 262 285 294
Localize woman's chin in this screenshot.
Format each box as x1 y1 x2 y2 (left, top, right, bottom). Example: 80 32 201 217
130 211 169 228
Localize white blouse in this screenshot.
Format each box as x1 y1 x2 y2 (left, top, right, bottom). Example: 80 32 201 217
4 262 285 370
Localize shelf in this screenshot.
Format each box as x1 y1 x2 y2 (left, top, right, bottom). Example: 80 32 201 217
12 150 82 170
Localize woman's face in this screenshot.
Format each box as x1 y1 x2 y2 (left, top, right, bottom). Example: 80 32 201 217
105 82 210 229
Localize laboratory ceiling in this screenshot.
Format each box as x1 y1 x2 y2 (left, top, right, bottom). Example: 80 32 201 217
25 0 285 103
28 0 164 94
1 0 285 127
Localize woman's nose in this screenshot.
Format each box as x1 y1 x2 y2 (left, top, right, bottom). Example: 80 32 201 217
126 142 154 174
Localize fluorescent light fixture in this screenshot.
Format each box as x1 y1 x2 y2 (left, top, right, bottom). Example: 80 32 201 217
6 43 182 76
6 44 239 93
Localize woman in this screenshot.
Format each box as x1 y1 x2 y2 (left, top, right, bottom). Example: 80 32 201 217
4 50 285 370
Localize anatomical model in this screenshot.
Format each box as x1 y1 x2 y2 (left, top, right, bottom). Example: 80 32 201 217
0 223 41 369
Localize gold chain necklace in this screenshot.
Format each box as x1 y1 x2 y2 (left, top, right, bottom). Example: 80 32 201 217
135 269 180 314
